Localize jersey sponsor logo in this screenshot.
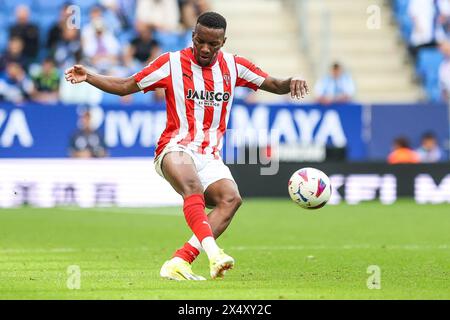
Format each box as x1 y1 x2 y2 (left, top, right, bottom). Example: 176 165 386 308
186 89 231 102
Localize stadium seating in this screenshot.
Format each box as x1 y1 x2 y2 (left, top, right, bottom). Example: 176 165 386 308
212 0 308 102
390 0 446 102
35 0 63 11
0 0 447 104
416 48 444 102
0 30 7 53
2 0 36 11
391 0 414 43
296 0 422 102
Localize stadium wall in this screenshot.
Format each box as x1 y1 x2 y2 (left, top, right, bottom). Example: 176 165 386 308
230 163 450 205
0 102 448 161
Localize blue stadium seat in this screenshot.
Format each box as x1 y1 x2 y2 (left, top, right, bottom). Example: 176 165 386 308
73 0 99 12
425 78 442 102
398 14 412 42
80 11 91 29
0 12 8 29
40 12 58 35
0 30 8 52
36 13 58 51
394 0 409 17
118 29 136 46
391 0 412 42
416 48 445 102
3 0 36 11
154 31 185 53
35 0 65 11
416 48 444 80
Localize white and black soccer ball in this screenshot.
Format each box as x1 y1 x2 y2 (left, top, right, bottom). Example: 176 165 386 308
288 167 332 209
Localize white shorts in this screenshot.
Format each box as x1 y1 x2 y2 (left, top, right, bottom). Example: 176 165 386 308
154 144 236 191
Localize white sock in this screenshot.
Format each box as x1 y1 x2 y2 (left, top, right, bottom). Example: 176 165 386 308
171 256 185 263
201 236 221 260
188 235 203 252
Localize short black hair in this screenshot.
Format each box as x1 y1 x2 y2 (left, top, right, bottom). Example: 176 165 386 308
197 12 227 31
332 62 342 70
422 131 436 140
394 137 410 148
43 57 55 65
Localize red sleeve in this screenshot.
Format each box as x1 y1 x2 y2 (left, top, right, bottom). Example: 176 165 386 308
134 53 171 93
234 55 269 91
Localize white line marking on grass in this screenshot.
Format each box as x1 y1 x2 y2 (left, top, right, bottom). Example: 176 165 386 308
1 244 448 254
229 244 449 251
0 248 78 253
56 207 182 216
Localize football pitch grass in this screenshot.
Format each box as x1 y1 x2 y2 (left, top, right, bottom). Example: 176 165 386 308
0 199 449 300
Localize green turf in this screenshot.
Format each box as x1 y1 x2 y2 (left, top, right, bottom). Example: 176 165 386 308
0 199 449 299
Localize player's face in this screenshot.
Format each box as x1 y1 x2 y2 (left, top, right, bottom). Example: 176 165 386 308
192 24 226 67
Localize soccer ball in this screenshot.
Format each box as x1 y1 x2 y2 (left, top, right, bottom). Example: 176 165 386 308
288 167 332 209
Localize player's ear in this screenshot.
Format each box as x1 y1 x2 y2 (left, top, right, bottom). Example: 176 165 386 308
222 36 227 47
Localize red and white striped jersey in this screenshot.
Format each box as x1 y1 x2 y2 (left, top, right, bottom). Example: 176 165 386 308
134 47 268 158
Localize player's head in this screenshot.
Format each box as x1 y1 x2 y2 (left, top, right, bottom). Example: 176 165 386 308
80 110 92 131
421 131 437 150
192 12 227 67
331 62 343 78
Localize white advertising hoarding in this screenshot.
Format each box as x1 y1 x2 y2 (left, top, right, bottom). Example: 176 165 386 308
0 158 182 208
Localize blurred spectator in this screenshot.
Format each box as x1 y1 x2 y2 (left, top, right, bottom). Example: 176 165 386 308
123 21 161 69
0 37 27 71
407 0 450 57
82 18 121 74
59 51 103 105
99 0 131 32
387 137 420 164
136 0 180 32
416 132 443 162
53 26 82 69
9 5 40 62
315 62 355 105
30 58 60 104
439 41 450 101
193 0 211 13
179 0 210 13
114 0 139 30
437 0 450 43
178 0 198 47
47 3 73 53
0 62 34 104
83 5 121 36
69 110 108 158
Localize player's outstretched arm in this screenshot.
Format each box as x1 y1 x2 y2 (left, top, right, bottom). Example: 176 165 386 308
64 65 140 96
260 76 309 99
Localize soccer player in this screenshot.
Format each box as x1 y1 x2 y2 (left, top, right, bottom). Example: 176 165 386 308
65 12 309 280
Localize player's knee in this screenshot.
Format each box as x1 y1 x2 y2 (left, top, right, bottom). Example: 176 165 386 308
234 195 243 209
182 179 204 196
218 193 242 211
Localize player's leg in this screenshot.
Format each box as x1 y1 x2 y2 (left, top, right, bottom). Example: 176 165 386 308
175 179 241 267
172 159 240 277
204 179 242 238
158 151 206 280
159 151 233 279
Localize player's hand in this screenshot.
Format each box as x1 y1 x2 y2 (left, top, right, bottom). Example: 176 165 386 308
64 65 88 84
290 77 309 99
